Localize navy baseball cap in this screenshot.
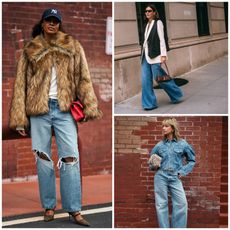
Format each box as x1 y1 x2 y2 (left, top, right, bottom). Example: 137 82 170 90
42 8 62 22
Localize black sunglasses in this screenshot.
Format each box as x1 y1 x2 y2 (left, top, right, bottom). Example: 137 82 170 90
145 10 154 13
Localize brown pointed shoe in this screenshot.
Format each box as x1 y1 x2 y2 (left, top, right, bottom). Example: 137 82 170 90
44 209 55 222
68 212 90 226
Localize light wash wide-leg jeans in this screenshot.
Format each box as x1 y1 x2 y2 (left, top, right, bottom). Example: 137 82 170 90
154 170 188 228
30 99 81 212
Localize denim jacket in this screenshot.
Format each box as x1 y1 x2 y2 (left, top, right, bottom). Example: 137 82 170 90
150 138 195 176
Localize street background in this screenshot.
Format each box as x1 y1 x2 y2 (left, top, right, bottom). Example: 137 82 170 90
3 175 112 228
114 2 228 115
115 55 228 114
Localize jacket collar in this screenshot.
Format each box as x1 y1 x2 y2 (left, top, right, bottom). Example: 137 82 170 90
144 20 155 41
24 31 75 62
163 138 178 143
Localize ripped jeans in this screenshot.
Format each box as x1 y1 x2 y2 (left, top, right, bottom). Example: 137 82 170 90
30 99 81 212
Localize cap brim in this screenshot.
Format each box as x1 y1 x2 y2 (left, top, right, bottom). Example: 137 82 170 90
43 14 61 22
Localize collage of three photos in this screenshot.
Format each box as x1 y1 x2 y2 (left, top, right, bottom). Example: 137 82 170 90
2 1 228 228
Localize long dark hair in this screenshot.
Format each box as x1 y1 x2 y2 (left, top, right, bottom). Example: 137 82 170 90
31 19 65 38
144 4 160 23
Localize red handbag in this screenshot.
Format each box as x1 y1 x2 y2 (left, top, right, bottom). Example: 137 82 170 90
70 100 85 122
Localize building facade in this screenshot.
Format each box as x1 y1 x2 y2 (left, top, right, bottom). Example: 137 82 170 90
115 2 228 103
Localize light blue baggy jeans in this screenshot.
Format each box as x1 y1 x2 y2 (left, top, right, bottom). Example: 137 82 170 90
154 170 188 228
30 99 81 212
141 56 183 109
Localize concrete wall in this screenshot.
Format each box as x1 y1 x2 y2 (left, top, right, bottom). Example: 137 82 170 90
115 56 141 103
115 2 228 103
115 2 139 47
114 2 141 103
167 3 198 40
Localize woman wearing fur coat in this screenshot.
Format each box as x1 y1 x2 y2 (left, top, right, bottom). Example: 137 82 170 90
9 8 102 226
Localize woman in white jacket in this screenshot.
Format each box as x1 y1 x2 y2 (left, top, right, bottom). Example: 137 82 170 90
141 4 183 110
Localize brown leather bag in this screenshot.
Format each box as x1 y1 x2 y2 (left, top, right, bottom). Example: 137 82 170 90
156 63 172 83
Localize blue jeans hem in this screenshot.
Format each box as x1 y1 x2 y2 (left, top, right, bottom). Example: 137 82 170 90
143 106 158 110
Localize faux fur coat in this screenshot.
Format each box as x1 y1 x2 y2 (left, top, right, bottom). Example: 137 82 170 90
9 31 102 130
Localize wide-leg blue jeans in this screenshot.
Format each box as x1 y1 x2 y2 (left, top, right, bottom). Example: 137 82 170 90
141 57 183 109
30 99 81 212
154 170 188 228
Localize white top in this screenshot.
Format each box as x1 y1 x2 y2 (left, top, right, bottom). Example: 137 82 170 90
144 20 167 64
49 66 58 99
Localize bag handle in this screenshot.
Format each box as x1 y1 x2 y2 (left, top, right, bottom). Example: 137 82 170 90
161 62 171 77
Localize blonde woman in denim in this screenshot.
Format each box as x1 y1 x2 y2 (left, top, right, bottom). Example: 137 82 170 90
150 118 195 228
141 5 183 110
9 8 102 226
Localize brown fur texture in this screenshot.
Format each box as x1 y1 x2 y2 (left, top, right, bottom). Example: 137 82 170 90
9 31 102 130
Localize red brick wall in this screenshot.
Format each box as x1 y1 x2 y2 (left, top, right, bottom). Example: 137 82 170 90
219 116 228 227
2 2 112 178
115 116 228 228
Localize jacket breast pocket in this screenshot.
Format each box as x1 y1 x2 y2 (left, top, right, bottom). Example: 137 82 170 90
173 147 183 156
158 147 168 157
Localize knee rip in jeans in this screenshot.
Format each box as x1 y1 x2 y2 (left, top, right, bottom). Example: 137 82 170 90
33 150 54 170
34 150 52 162
57 156 79 170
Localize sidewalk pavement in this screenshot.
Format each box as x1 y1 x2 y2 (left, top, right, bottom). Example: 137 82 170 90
115 55 228 114
2 174 112 217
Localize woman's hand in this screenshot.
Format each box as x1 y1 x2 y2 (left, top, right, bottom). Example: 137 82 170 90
178 173 182 179
79 116 88 123
161 56 167 63
18 130 27 136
